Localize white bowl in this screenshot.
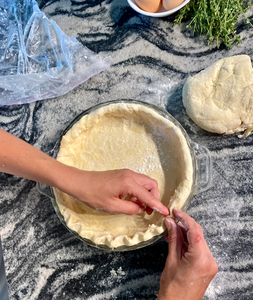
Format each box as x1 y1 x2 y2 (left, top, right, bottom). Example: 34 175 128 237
127 0 190 17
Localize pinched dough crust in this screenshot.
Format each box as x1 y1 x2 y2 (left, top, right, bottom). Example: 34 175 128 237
183 55 253 136
53 102 193 248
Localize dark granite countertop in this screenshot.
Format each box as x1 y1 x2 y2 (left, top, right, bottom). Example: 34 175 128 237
1 0 253 299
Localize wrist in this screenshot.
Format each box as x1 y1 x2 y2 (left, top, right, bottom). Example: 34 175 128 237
50 162 78 193
51 162 91 202
158 274 206 300
158 286 205 300
158 282 185 300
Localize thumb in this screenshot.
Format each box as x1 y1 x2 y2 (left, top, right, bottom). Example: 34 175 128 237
165 218 182 260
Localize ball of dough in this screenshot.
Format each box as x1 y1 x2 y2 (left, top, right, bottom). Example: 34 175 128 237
182 55 253 136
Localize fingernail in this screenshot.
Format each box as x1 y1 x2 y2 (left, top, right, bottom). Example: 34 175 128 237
138 207 145 214
173 207 180 216
151 207 163 214
165 218 172 231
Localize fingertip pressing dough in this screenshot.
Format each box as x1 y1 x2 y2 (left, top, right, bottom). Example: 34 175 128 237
182 55 253 136
53 103 193 248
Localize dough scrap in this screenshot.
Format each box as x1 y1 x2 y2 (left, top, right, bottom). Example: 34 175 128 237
53 102 193 248
182 55 253 136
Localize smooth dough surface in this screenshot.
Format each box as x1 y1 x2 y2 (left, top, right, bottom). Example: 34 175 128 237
183 55 253 135
53 103 193 248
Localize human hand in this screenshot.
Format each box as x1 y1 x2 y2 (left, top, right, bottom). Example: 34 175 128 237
157 208 218 300
0 129 164 217
0 129 168 215
60 167 169 216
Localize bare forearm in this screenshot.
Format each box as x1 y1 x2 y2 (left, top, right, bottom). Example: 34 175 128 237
0 129 69 188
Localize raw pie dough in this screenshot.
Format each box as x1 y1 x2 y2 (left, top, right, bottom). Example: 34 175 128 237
183 55 253 136
53 102 193 248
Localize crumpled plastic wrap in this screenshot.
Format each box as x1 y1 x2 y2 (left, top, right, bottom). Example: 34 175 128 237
0 0 112 105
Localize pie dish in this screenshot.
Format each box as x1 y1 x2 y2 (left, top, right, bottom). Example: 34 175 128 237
37 100 212 251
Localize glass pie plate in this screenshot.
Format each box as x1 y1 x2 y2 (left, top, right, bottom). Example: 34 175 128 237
37 99 212 251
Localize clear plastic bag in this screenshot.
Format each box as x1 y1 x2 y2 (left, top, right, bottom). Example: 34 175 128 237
0 0 111 105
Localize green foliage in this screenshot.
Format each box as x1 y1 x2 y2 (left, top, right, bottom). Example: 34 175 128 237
174 0 252 49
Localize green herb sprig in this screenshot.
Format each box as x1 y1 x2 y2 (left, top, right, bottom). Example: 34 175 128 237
174 0 252 49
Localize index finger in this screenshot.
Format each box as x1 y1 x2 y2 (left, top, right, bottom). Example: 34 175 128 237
132 172 160 200
131 183 169 216
173 207 205 251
